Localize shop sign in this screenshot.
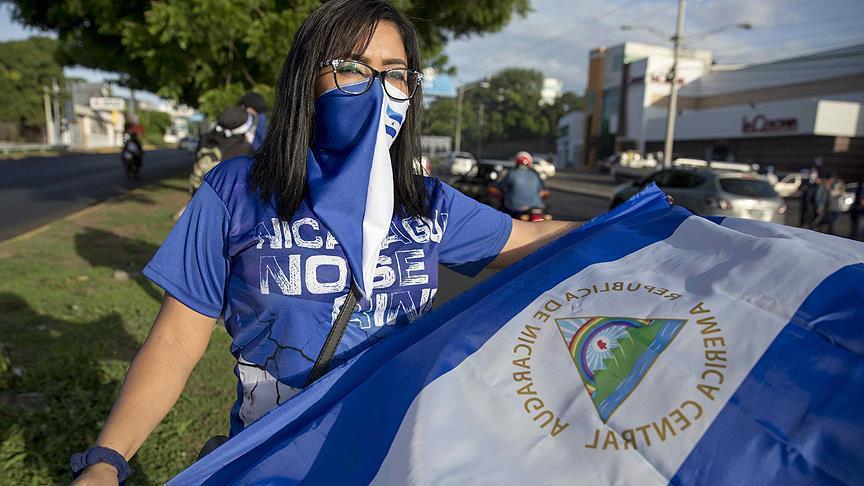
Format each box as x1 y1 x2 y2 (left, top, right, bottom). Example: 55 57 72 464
741 114 798 134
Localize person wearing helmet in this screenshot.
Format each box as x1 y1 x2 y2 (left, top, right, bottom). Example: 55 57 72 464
498 151 545 216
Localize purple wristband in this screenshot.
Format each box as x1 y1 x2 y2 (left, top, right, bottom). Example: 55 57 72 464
70 446 130 482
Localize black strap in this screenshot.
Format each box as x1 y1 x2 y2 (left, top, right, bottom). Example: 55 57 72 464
305 282 360 387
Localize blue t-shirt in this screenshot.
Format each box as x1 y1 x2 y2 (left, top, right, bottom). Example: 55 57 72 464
143 156 512 434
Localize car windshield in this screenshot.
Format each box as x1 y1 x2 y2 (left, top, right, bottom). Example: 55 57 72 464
719 178 777 198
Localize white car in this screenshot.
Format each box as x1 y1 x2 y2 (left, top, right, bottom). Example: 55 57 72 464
447 151 477 176
414 155 432 176
533 158 557 180
773 173 805 198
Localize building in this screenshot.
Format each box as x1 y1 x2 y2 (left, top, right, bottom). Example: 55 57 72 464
62 82 127 150
541 78 564 106
583 42 864 180
556 111 584 168
421 135 451 160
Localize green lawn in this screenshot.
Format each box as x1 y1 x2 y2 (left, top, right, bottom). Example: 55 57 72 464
0 179 236 484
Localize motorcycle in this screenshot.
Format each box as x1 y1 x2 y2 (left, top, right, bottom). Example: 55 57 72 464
488 187 552 222
121 136 143 180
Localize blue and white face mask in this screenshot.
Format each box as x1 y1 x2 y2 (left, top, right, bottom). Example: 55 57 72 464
307 78 410 298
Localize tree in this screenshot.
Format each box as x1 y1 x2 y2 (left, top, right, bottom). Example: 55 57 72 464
423 67 584 150
0 37 64 141
9 0 530 116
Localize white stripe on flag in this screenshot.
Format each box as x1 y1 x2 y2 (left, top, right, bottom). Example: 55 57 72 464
372 216 863 484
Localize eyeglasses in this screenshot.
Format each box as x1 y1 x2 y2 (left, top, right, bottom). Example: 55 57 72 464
319 59 422 101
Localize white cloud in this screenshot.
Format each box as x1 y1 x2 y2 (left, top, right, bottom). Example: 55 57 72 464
443 0 864 93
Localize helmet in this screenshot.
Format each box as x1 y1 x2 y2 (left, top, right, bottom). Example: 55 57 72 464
515 151 533 167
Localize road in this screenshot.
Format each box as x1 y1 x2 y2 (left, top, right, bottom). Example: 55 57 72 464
0 149 193 241
435 189 610 307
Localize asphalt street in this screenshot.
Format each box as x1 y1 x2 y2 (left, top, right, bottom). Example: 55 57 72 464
435 189 610 307
0 149 193 241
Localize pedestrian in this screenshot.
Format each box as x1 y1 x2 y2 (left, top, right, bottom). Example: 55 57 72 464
173 106 254 220
812 174 843 235
800 170 820 228
69 1 582 483
240 91 270 151
850 181 863 240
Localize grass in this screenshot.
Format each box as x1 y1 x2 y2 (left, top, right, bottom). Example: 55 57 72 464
0 178 236 484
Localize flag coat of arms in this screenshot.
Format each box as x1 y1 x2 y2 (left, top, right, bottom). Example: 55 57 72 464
172 185 864 485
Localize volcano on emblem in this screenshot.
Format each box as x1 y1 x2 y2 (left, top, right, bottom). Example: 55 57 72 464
555 316 687 423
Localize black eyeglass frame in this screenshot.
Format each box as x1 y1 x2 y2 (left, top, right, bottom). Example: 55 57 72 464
318 59 423 101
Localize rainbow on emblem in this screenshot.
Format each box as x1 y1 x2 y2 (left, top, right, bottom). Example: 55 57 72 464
555 316 687 423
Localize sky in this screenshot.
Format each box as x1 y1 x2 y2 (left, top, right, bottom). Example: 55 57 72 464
2 0 863 98
444 0 864 92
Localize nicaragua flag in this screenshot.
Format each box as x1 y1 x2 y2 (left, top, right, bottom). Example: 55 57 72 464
171 185 864 485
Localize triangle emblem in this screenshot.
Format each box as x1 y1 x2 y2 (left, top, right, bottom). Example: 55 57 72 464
555 316 687 423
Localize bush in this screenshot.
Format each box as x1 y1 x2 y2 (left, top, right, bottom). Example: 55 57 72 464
139 110 172 147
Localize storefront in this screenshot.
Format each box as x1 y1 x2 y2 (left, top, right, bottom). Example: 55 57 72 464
584 42 864 180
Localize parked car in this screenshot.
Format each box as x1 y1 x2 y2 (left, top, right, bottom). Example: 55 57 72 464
178 136 199 153
450 159 511 207
841 182 858 212
773 172 806 198
611 151 660 183
533 157 557 180
611 167 787 223
446 151 477 176
414 154 432 176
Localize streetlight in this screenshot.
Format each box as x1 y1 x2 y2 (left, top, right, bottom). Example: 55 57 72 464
454 77 490 154
621 11 752 168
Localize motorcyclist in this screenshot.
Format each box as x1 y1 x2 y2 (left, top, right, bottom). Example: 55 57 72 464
121 130 143 180
498 151 546 217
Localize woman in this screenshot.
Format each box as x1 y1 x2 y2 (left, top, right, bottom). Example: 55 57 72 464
70 1 578 483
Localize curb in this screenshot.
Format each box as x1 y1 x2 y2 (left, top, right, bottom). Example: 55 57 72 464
545 179 613 199
0 199 118 246
0 178 175 246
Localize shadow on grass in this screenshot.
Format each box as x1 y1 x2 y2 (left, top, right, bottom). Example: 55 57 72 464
148 180 189 193
114 192 158 206
0 293 152 484
74 228 164 305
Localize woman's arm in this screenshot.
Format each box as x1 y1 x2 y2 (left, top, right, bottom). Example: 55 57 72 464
72 294 216 484
490 219 581 269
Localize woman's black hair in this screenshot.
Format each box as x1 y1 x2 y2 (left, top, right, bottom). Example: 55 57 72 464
252 0 426 221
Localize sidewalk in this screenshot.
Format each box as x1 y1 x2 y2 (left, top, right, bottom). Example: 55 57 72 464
545 170 616 199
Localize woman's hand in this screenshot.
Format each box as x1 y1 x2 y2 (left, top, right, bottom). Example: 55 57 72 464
71 463 120 486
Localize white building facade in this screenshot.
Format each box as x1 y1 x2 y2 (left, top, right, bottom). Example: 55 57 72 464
585 42 864 179
556 111 584 168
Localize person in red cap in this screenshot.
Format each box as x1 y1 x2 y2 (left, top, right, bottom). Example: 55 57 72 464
499 151 546 216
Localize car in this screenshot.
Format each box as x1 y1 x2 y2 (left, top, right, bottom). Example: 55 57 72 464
610 167 787 223
610 151 660 183
533 157 557 180
773 172 806 198
414 154 432 176
178 136 199 153
841 182 858 212
445 151 477 176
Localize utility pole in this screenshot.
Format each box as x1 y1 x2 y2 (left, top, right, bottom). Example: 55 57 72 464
476 103 485 159
43 86 55 145
51 79 62 145
454 86 465 153
662 0 686 168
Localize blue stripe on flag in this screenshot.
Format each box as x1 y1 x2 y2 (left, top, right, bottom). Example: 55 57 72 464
672 263 864 486
170 185 691 484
